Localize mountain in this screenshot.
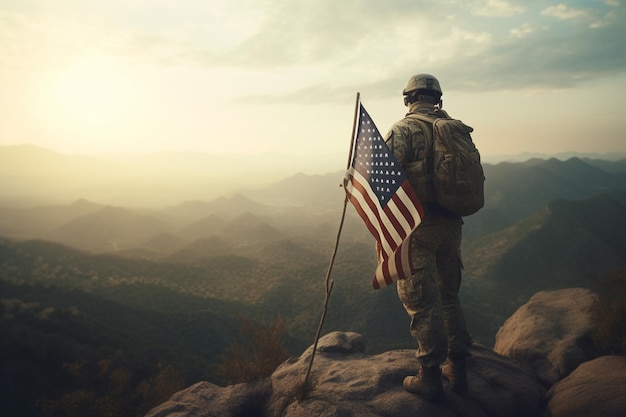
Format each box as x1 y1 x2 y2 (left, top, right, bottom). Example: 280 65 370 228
0 262 244 417
461 193 626 343
465 193 626 288
535 157 625 190
2 190 626 415
139 232 188 254
176 215 225 241
0 145 345 207
161 200 216 224
2 157 626 349
481 151 626 163
0 198 103 239
113 149 345 187
242 171 346 208
168 236 235 263
219 212 283 245
0 146 261 206
163 194 273 224
583 157 626 174
203 193 276 219
0 145 138 204
487 194 626 286
52 206 172 251
253 238 328 266
463 157 626 238
4 154 626 417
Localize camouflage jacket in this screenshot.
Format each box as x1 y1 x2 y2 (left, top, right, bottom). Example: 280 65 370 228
384 103 450 207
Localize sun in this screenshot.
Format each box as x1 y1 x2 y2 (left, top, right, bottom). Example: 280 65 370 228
50 54 131 126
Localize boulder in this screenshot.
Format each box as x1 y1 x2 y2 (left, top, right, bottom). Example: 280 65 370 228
146 331 545 417
494 288 598 387
546 355 626 417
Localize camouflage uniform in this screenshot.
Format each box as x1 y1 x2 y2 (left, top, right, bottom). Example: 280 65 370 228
385 101 472 369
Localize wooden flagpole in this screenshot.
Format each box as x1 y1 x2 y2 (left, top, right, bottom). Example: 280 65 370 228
299 92 361 398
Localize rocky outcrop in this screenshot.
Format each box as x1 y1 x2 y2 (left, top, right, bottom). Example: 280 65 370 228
494 288 597 387
147 332 545 417
493 288 626 417
147 288 626 417
545 355 626 417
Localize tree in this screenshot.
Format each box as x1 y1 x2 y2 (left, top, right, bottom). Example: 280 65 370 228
215 316 291 385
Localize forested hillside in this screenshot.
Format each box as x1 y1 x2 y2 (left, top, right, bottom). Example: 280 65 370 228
1 157 626 416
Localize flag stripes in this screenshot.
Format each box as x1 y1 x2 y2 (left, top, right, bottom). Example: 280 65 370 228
344 102 424 289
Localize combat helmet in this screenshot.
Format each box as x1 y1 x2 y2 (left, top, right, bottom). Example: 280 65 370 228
403 74 442 96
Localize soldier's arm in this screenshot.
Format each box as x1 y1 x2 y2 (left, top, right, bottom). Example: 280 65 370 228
384 124 410 169
384 122 425 169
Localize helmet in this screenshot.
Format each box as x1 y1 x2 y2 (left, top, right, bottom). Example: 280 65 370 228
402 74 442 97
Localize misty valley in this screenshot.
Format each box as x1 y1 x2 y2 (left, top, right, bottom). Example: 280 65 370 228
2 153 626 417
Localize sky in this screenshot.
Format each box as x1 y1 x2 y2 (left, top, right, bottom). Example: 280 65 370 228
1 0 626 167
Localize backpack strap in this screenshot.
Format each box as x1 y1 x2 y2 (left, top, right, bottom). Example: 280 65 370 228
403 112 440 210
405 112 435 162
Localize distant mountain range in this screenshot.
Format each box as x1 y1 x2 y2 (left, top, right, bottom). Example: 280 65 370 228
464 157 626 238
480 151 626 164
0 145 346 206
468 193 626 290
460 192 626 341
1 155 625 269
1 156 625 326
2 152 626 415
2 144 624 207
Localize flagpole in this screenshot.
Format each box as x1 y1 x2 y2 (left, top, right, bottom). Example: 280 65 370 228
299 92 360 399
345 92 360 169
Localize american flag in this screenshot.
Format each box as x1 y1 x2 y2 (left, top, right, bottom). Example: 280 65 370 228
344 102 424 289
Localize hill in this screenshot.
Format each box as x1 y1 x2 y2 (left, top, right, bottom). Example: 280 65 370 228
0 237 251 417
2 157 624 255
52 206 172 251
463 157 626 238
461 193 626 343
0 199 102 239
162 194 275 224
241 171 346 208
168 236 235 262
2 156 626 416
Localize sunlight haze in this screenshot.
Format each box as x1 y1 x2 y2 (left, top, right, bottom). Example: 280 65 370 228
1 0 626 166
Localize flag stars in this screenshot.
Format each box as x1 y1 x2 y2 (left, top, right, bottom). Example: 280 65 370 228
352 106 407 206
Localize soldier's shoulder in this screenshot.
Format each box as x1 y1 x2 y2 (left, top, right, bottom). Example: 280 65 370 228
392 114 432 134
391 115 422 129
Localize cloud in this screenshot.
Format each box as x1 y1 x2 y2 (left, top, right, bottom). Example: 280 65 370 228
541 4 589 20
2 0 626 104
510 22 538 38
471 0 525 17
219 1 440 68
445 14 626 91
241 0 626 101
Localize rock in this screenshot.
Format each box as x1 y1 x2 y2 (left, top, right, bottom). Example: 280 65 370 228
546 355 626 417
314 330 365 354
145 379 271 417
146 331 545 417
494 288 598 387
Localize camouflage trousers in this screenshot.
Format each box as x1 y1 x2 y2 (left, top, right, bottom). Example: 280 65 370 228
396 214 471 369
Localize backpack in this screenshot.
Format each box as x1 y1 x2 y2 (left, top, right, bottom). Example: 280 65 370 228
407 112 485 217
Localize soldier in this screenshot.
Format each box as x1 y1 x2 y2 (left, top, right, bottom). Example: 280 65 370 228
384 74 473 402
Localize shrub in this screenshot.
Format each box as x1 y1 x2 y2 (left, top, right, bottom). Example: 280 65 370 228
215 316 291 385
589 269 626 356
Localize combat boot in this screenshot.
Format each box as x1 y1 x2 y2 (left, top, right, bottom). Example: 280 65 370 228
441 357 467 393
403 366 444 402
